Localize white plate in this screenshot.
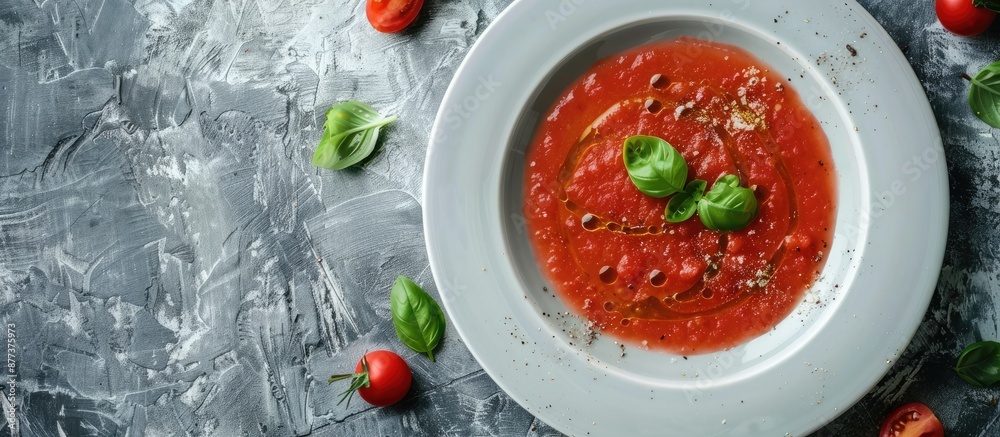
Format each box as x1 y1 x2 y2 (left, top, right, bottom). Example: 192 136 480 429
423 1 947 435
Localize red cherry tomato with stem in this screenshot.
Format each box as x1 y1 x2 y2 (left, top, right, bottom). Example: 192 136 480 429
936 0 996 37
329 350 412 407
366 0 424 33
879 403 944 437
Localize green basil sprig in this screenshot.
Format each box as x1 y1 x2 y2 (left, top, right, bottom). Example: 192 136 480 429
954 340 1000 387
390 276 446 362
666 179 707 223
312 101 397 170
973 0 1000 13
622 135 758 231
622 135 688 198
967 61 1000 129
697 175 759 231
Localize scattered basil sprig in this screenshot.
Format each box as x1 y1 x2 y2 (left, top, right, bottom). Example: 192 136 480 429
954 340 1000 387
697 175 759 231
312 100 397 170
967 61 1000 129
622 135 688 198
623 135 758 231
973 0 1000 13
390 276 446 362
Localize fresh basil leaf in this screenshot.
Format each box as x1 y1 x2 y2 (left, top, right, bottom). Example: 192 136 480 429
665 180 707 223
666 193 697 223
973 0 1000 13
697 175 758 231
312 101 397 170
968 61 1000 129
687 179 707 202
954 341 1000 387
390 276 446 362
716 174 741 188
622 135 688 198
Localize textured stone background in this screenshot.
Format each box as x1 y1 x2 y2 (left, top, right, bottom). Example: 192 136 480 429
0 0 998 435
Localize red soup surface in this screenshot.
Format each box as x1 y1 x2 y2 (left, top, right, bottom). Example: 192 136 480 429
524 38 837 354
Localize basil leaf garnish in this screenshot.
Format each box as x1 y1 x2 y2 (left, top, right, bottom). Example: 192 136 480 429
715 174 741 188
697 174 758 231
687 179 707 202
666 179 707 223
954 341 1000 387
968 61 1000 129
390 276 446 362
622 135 688 198
312 101 397 170
667 193 696 223
619 135 758 230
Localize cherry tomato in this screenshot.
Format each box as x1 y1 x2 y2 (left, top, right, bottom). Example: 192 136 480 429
936 0 996 37
879 403 944 437
366 0 424 33
340 350 411 407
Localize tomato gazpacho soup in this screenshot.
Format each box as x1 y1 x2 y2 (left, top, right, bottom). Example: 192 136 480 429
523 38 837 354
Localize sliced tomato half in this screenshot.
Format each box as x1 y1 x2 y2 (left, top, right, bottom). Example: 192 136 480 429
879 403 944 437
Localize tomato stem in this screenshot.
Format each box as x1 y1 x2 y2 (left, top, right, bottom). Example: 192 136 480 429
328 373 360 383
331 356 373 408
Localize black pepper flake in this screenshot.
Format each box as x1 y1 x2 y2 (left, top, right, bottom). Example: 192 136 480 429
846 44 857 57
